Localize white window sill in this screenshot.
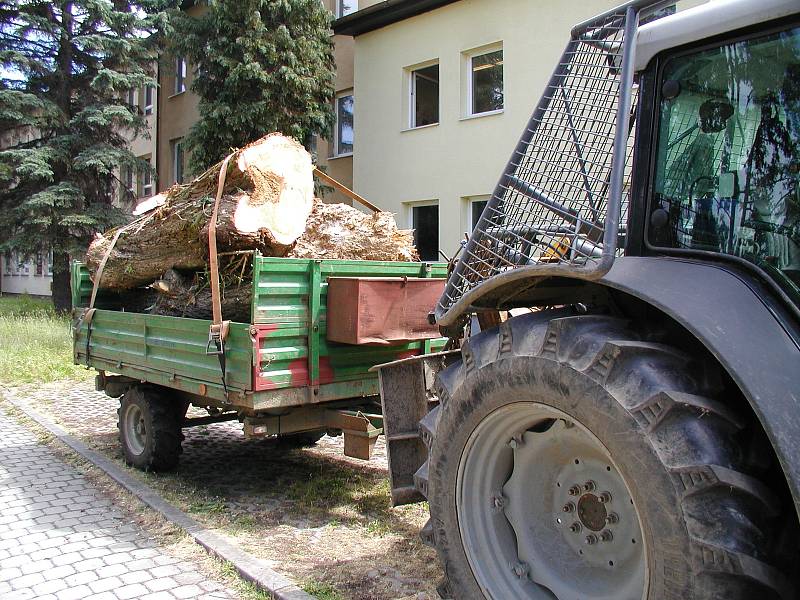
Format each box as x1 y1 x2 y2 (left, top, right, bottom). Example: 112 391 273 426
329 152 353 160
167 90 186 99
460 109 504 122
402 122 439 133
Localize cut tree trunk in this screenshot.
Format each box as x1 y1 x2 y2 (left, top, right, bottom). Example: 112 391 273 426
288 200 418 262
85 133 314 291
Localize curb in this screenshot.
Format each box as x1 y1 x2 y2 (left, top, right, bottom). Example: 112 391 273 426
3 394 315 600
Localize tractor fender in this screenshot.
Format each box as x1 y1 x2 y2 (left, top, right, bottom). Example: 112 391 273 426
597 256 800 518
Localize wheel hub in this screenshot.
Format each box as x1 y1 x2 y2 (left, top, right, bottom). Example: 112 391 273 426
577 492 607 531
123 404 147 456
457 403 646 600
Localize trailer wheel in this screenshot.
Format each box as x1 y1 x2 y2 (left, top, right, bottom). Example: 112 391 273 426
118 386 184 471
419 313 791 600
277 430 325 448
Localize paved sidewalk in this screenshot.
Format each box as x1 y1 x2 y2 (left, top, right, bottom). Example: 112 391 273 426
0 409 238 600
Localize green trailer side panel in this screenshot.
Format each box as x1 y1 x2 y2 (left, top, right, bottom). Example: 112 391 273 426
74 310 252 395
251 256 448 396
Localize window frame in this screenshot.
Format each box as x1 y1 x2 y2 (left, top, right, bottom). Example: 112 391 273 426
172 139 184 185
333 91 354 158
408 61 440 129
140 160 154 198
407 200 441 262
640 18 800 313
143 86 154 115
174 56 187 95
464 43 505 118
336 0 357 18
126 88 136 108
467 195 491 233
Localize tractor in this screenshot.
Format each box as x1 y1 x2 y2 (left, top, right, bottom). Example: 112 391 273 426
376 0 800 598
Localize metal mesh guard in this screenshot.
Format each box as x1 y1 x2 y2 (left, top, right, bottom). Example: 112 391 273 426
436 5 639 323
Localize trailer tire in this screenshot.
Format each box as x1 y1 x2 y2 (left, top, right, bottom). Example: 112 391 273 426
419 312 791 600
118 386 184 471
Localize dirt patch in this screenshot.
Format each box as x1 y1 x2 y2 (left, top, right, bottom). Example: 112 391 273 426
3 381 440 599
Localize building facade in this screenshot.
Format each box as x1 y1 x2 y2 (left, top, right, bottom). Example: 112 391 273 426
335 0 626 261
335 0 702 261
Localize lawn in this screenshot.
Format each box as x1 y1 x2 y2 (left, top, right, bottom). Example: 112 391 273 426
0 295 92 385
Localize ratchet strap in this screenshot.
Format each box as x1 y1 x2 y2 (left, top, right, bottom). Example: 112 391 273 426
81 227 124 362
205 153 233 400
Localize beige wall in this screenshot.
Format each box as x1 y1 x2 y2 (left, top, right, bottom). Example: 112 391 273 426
352 0 627 259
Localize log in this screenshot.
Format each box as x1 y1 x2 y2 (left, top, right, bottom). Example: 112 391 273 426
148 269 252 322
288 200 418 262
86 133 314 290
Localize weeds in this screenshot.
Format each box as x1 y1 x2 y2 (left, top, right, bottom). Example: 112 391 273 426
0 295 91 385
302 580 345 600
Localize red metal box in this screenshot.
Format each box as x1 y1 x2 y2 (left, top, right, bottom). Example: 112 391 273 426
326 277 444 345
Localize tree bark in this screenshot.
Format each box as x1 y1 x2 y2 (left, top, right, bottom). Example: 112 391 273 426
51 251 72 314
86 133 314 290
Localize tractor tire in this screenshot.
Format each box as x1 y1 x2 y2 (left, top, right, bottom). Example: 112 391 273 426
418 312 791 600
118 386 184 471
277 430 326 448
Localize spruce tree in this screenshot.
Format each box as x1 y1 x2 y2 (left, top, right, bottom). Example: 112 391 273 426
172 0 335 172
0 1 169 311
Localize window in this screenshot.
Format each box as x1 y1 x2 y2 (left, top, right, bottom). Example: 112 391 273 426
123 166 135 194
175 57 187 94
650 24 800 297
47 249 53 276
412 203 440 262
3 253 10 276
410 64 439 128
469 48 504 115
35 252 43 276
172 139 184 184
336 0 357 17
143 86 153 115
469 197 489 232
18 254 29 276
126 88 136 107
334 92 354 156
139 156 153 198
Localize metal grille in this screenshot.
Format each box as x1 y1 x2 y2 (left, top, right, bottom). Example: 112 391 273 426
436 5 641 324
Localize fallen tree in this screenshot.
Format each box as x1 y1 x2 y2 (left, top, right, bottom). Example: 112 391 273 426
86 133 315 290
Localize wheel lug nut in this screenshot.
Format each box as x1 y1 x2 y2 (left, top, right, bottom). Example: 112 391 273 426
511 562 529 578
568 485 581 496
585 534 598 545
605 512 619 524
491 493 506 510
569 522 582 533
599 491 612 503
562 502 575 513
582 480 596 492
600 529 613 542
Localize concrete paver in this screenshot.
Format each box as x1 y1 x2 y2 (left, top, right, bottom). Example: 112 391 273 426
0 409 237 599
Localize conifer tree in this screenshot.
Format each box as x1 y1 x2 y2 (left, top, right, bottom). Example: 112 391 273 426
172 0 335 172
0 1 169 311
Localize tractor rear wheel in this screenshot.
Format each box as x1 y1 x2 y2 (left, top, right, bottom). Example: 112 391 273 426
118 386 184 471
419 312 791 599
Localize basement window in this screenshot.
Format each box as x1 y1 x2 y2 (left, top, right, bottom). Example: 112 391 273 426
412 203 440 262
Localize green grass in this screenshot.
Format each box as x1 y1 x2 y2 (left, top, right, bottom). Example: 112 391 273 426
0 294 92 385
302 580 346 600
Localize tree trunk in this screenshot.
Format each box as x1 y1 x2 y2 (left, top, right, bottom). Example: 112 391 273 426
51 251 72 314
86 133 315 291
148 269 252 322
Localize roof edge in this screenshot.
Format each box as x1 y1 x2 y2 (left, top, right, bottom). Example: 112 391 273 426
333 0 461 36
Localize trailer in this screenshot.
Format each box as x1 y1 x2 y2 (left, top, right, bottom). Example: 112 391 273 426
72 254 447 469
